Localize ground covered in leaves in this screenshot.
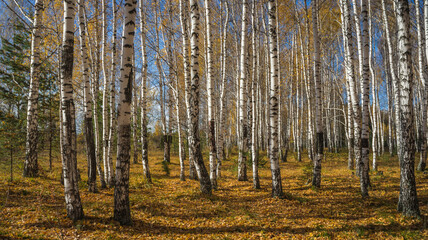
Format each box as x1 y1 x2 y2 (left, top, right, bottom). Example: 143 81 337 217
1 150 427 239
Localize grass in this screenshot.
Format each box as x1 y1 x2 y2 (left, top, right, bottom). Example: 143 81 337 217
0 149 427 239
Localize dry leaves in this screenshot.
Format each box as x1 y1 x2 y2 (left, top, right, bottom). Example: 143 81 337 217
0 151 427 239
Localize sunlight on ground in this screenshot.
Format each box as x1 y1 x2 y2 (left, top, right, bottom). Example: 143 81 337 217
0 150 427 239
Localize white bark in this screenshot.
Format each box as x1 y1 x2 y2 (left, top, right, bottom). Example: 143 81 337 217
360 0 370 197
189 0 212 194
107 0 117 186
139 0 151 183
312 0 323 188
395 0 420 218
180 0 197 180
101 0 111 188
78 0 96 193
217 2 229 178
24 0 44 177
382 0 402 154
418 0 428 171
268 0 283 197
60 0 83 221
114 0 137 226
251 0 260 189
204 0 217 189
238 0 249 181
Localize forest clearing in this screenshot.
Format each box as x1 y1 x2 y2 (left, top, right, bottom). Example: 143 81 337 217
1 150 427 239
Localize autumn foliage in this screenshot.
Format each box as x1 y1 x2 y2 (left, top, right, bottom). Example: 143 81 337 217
0 151 427 239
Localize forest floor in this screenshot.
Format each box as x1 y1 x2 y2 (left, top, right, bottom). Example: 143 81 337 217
0 149 427 239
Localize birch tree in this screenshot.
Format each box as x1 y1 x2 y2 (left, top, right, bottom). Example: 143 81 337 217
395 0 420 218
188 0 212 194
268 0 283 197
312 0 323 188
418 0 428 171
114 0 137 226
101 0 111 187
217 1 229 178
78 0 96 193
204 0 216 189
107 0 117 186
24 0 44 177
238 0 249 181
251 0 260 189
382 0 402 155
360 0 370 197
180 0 197 180
139 0 151 183
60 0 83 221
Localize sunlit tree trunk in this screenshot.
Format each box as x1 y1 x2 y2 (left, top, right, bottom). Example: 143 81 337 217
24 0 44 177
139 0 151 183
382 0 402 155
251 0 260 189
312 0 323 188
339 0 354 168
78 0 96 193
238 0 249 181
341 0 360 174
368 0 378 171
60 0 83 221
360 0 370 197
189 0 212 194
180 0 197 180
418 0 428 171
114 0 136 226
174 69 185 181
268 0 283 197
217 2 229 178
395 0 420 218
132 65 138 164
204 0 217 189
85 10 106 189
107 0 117 188
101 0 111 187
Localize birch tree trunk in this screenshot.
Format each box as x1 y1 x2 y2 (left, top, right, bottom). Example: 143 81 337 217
368 0 378 171
251 0 260 189
189 0 212 194
395 0 420 218
174 69 185 181
360 0 370 197
114 0 136 226
24 0 44 177
268 0 283 198
101 0 111 189
418 0 428 171
107 0 117 187
60 0 83 221
153 0 168 164
204 0 216 189
84 11 107 189
180 0 197 180
78 0 96 193
139 0 151 183
341 0 360 174
132 66 138 164
382 0 402 155
217 2 229 178
238 0 249 181
312 0 323 188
